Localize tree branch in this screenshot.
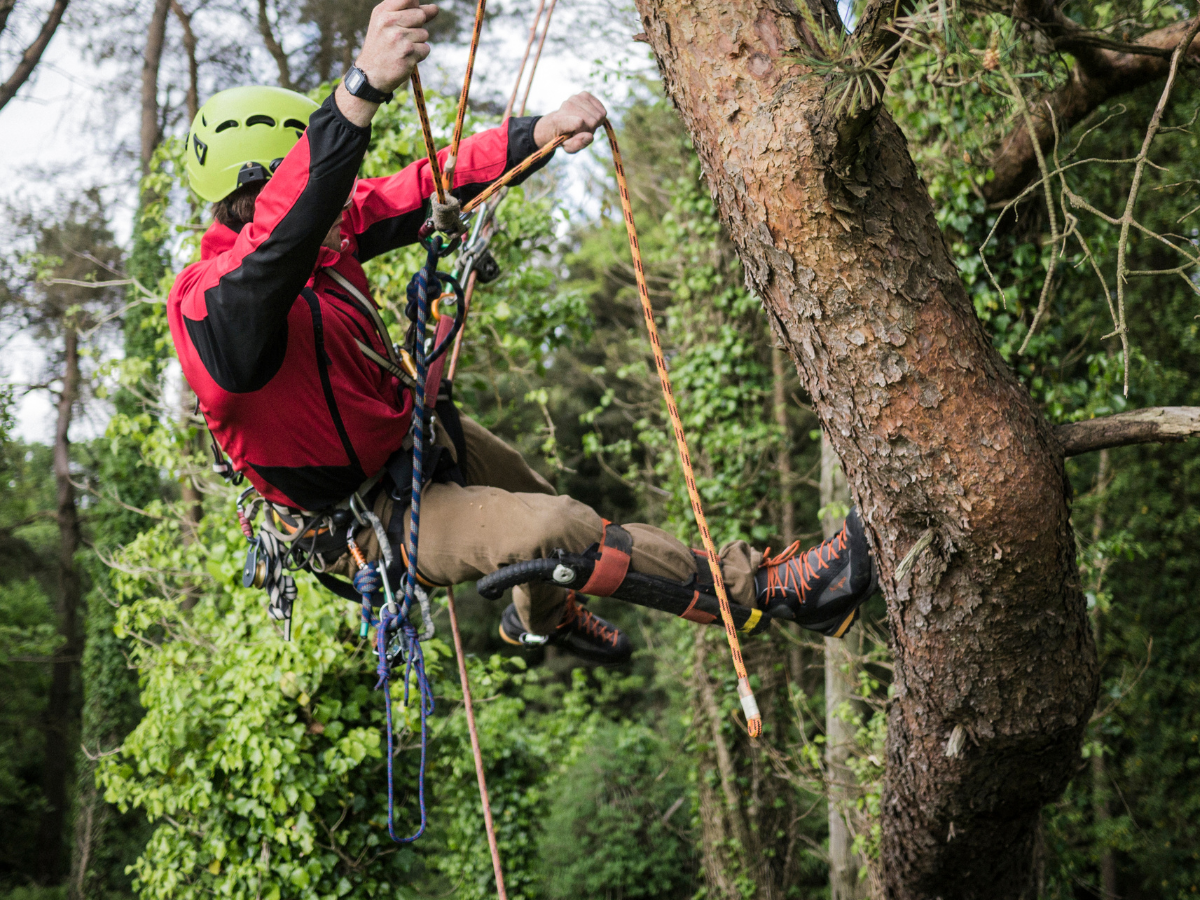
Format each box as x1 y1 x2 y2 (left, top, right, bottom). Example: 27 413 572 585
258 0 292 90
1055 407 1200 456
0 0 70 114
984 15 1200 204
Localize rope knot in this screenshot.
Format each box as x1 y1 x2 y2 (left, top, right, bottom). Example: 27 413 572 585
430 194 466 236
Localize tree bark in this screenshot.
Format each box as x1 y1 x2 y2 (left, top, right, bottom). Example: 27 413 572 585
0 0 69 113
140 0 171 175
635 1 1099 896
1088 448 1117 900
36 323 84 882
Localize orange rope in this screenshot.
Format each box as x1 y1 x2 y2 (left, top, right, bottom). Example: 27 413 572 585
448 0 487 177
460 135 565 217
602 119 763 738
516 0 559 117
409 66 447 204
446 586 508 899
503 0 548 120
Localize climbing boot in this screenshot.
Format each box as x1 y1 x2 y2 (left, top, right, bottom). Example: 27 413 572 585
755 507 877 637
499 591 632 665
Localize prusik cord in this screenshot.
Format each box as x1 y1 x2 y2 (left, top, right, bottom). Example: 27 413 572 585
602 119 763 738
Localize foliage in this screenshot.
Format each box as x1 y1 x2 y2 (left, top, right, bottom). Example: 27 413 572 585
538 723 697 900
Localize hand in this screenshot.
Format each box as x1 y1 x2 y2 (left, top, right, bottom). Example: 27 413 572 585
532 92 607 153
356 0 439 94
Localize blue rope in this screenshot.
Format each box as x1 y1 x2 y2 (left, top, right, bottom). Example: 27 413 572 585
404 239 439 620
373 606 435 844
366 238 442 846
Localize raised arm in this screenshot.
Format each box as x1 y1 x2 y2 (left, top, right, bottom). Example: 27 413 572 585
347 92 609 261
175 0 435 393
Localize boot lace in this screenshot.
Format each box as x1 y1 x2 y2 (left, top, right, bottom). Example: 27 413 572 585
760 522 849 601
559 593 619 647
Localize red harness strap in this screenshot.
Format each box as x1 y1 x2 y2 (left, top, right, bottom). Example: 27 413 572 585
423 313 457 409
579 520 632 597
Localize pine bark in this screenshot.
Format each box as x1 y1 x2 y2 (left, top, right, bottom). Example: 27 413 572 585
635 0 1099 895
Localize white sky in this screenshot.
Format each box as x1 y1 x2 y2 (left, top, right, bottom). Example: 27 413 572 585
0 0 654 443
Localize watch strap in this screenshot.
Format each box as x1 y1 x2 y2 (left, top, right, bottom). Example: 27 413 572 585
343 65 394 104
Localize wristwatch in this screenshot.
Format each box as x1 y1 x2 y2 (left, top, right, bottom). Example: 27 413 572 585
343 65 394 104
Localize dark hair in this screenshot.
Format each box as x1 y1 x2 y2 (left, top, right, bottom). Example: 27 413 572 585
212 181 266 232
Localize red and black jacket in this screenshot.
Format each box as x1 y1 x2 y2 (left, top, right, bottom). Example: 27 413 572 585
168 92 549 511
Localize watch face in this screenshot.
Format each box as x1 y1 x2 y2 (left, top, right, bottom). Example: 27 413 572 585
346 68 364 93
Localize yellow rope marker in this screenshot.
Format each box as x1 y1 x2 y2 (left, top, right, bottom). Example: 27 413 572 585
602 119 763 738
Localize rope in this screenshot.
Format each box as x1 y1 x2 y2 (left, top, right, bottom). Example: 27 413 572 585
404 238 439 619
446 587 509 898
601 119 763 739
409 67 448 204
461 135 566 216
375 606 435 843
448 0 487 175
516 0 559 117
503 0 548 119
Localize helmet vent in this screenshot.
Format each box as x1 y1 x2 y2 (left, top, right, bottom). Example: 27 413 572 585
284 118 306 132
246 114 276 127
193 135 208 165
215 119 239 133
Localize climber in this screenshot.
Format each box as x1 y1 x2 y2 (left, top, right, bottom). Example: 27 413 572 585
166 0 879 665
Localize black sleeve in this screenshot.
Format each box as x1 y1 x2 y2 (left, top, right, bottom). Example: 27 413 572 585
184 92 370 393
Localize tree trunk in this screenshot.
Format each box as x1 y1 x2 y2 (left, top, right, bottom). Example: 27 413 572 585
37 324 84 882
635 1 1099 896
140 0 172 175
0 0 69 113
1089 449 1117 900
171 0 199 123
821 434 866 899
694 626 810 898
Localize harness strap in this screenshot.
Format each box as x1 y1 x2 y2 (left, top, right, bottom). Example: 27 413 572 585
579 521 632 597
423 315 456 409
323 267 404 369
356 340 416 388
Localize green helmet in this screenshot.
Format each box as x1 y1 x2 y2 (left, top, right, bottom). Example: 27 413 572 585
186 86 320 203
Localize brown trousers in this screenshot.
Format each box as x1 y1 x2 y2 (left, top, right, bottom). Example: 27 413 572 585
359 415 761 634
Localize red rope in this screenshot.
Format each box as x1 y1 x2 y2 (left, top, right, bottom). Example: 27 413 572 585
503 0 547 120
446 587 508 898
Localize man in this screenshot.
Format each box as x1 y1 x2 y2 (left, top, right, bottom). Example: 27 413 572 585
168 0 878 664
